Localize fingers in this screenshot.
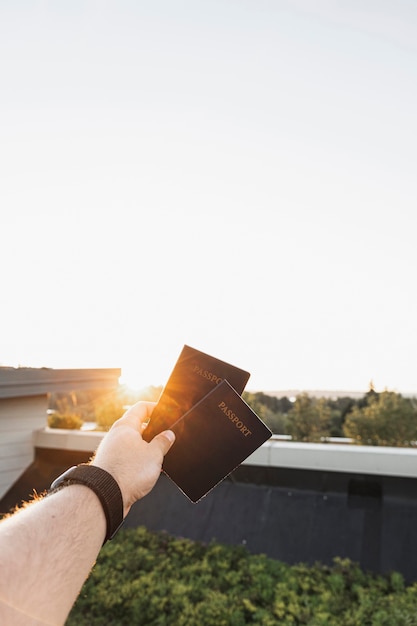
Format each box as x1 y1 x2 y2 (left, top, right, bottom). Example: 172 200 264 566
112 400 175 455
117 401 156 429
150 430 176 456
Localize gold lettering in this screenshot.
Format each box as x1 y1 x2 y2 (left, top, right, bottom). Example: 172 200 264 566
240 426 252 437
218 401 252 436
193 364 222 385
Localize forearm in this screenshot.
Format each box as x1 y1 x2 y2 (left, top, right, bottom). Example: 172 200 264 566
0 402 175 625
0 485 106 626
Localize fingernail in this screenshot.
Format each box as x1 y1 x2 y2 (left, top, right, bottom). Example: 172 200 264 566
163 430 175 443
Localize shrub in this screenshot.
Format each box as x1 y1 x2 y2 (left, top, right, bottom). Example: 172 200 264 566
67 527 417 626
94 397 127 431
47 412 83 429
92 385 163 431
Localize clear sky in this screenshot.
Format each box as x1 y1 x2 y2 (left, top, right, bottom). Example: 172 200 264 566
1 0 417 394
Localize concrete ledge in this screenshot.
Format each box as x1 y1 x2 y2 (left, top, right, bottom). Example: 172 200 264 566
34 429 417 479
34 428 105 452
246 438 417 478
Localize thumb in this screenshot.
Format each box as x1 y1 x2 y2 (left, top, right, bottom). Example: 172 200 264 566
151 429 176 456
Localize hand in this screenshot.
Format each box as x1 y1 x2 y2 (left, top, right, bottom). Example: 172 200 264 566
91 401 175 517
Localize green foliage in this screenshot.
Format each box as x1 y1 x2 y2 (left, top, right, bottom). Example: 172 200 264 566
244 388 417 447
262 409 289 435
244 391 355 439
344 391 417 446
48 384 417 445
48 385 163 431
286 394 333 442
47 412 83 429
243 392 292 435
243 391 293 415
48 389 111 422
47 394 83 429
94 396 127 431
326 396 357 436
67 527 417 626
93 385 162 430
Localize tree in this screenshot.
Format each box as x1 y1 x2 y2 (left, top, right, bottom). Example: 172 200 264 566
356 380 379 409
343 391 417 446
286 393 333 442
326 396 357 437
243 392 291 435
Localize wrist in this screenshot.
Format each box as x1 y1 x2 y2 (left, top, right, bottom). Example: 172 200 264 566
49 464 124 543
90 459 132 518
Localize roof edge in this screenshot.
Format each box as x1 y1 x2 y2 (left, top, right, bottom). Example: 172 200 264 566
0 367 121 398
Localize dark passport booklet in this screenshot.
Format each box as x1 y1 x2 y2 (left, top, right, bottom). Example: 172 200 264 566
162 380 272 502
142 345 250 442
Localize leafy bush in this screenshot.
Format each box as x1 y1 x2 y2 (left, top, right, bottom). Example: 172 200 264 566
47 412 83 429
67 527 417 625
93 386 163 431
94 397 127 431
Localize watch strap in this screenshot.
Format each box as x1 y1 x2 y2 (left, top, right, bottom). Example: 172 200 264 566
49 464 124 543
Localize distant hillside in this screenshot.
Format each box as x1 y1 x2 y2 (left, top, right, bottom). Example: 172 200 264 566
254 389 417 400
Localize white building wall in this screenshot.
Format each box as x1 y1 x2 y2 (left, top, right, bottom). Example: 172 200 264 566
0 396 48 500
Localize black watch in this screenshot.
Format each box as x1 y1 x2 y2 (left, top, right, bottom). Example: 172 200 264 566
49 464 124 543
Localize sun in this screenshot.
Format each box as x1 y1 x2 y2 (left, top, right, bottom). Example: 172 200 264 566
118 375 163 404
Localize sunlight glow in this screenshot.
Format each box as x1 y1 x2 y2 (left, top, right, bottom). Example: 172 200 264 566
1 2 417 395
